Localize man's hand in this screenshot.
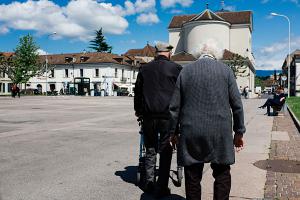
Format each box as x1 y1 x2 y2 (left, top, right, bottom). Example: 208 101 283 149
169 134 178 150
234 133 244 152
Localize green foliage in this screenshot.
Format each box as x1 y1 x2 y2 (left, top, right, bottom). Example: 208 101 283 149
224 54 249 78
89 28 112 53
255 76 267 90
0 34 41 84
287 97 300 121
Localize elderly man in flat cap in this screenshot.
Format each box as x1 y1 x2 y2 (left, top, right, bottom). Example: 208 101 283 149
134 42 182 198
169 39 246 200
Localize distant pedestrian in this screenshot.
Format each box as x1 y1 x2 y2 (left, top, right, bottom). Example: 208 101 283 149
134 42 182 198
11 84 17 98
239 86 243 96
16 86 20 98
243 86 249 99
169 39 246 200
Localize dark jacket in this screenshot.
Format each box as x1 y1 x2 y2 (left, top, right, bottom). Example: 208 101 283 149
169 58 246 166
273 93 285 105
134 55 182 119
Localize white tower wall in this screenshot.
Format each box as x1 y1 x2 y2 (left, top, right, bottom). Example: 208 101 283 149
183 21 230 54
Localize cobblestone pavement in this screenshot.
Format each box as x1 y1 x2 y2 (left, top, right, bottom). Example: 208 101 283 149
264 111 300 199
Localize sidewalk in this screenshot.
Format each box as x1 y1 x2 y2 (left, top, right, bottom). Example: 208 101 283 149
264 108 300 198
201 99 273 199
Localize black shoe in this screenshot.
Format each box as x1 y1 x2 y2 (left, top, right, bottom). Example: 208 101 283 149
155 187 171 199
258 106 265 109
267 113 271 116
144 182 155 194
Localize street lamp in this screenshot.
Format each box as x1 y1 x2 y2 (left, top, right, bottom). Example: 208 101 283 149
45 32 57 96
270 12 291 97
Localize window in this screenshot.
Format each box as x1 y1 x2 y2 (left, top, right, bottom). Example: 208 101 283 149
50 69 55 78
80 69 84 77
122 69 124 80
0 83 2 92
115 68 118 78
0 71 5 78
95 69 99 77
3 83 5 93
133 70 136 79
8 83 12 92
65 69 69 77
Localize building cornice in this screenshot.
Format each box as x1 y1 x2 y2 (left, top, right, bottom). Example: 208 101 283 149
183 20 231 28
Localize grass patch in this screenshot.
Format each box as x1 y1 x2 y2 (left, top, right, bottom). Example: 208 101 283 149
287 97 300 121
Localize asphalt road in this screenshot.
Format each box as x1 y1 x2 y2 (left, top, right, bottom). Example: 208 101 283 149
0 96 272 200
0 96 186 200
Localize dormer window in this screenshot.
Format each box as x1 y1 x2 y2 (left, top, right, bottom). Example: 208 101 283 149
65 57 73 63
80 56 89 62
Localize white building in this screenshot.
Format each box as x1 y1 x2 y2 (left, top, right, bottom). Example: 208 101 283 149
0 52 139 96
282 49 300 96
168 9 256 97
0 52 14 95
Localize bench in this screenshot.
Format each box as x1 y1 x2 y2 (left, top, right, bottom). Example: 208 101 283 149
271 99 285 116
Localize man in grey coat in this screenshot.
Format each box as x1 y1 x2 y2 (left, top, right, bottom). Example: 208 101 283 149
169 39 246 200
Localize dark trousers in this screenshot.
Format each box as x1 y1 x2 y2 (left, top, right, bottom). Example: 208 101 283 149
184 163 231 200
143 118 173 189
263 99 280 115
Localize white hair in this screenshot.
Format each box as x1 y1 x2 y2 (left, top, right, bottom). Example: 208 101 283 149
191 38 224 60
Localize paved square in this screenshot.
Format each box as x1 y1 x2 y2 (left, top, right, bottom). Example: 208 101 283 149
0 96 272 200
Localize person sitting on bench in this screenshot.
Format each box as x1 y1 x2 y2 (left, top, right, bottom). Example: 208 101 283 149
258 87 285 116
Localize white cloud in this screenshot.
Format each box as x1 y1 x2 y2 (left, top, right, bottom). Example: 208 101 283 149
255 37 300 70
0 26 9 34
0 0 131 41
36 49 47 55
136 12 159 25
0 0 160 40
121 0 156 15
223 5 236 11
160 0 193 8
169 9 183 14
135 0 156 13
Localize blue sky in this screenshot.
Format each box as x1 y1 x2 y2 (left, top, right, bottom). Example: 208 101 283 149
0 0 300 70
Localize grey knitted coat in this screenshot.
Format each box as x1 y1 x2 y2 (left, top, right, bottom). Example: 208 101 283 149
169 58 246 166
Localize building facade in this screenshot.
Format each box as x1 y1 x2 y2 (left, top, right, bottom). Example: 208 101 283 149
168 9 256 97
282 50 300 96
0 52 139 96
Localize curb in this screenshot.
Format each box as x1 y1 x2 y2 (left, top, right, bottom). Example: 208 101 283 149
287 105 300 133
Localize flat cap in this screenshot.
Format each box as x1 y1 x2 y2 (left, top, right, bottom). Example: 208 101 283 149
155 42 174 52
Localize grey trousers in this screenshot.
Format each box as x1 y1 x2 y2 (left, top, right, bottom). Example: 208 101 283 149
143 118 173 189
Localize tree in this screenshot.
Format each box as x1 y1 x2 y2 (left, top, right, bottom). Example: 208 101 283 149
224 54 249 78
89 28 112 53
0 34 42 84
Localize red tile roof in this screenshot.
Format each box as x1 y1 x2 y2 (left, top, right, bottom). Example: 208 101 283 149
0 52 14 58
171 49 240 62
171 52 197 62
40 52 138 67
168 11 252 29
124 44 156 57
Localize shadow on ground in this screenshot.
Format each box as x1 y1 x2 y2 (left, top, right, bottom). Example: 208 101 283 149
140 193 185 200
115 166 137 185
115 166 186 200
